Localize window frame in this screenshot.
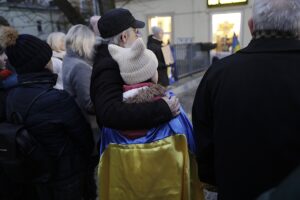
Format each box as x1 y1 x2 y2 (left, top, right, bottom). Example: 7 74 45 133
207 0 248 8
210 11 243 52
147 14 174 44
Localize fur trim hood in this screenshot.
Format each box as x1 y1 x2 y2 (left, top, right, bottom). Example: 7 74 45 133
0 26 18 48
124 84 166 104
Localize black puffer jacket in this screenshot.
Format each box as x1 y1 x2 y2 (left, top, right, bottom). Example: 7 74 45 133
91 44 172 130
0 72 93 180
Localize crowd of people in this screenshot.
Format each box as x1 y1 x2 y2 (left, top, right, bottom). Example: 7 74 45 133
0 0 300 199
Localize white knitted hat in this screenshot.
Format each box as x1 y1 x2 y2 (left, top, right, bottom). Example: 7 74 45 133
108 38 158 84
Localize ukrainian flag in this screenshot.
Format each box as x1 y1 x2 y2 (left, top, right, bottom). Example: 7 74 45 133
232 33 241 53
98 108 204 200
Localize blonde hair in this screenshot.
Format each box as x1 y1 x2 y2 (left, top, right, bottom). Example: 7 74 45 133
47 32 66 52
65 25 96 60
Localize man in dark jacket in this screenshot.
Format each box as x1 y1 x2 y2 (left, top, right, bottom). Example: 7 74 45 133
91 8 179 131
192 0 300 199
147 26 169 86
0 27 93 200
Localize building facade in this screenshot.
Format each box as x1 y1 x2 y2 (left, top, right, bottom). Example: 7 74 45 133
0 0 69 40
0 0 97 40
116 0 253 53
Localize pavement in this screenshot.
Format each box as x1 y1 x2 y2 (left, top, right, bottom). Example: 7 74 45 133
168 71 205 119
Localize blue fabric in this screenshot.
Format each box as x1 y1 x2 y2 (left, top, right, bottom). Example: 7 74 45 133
0 73 17 89
3 73 17 88
100 107 196 155
232 33 241 53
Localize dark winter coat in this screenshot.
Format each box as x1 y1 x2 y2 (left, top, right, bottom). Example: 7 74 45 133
147 36 169 86
147 35 167 70
0 72 94 181
192 38 300 200
91 44 172 130
257 165 300 200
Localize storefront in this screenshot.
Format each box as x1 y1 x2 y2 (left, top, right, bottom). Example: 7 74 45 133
208 0 249 57
116 0 253 50
148 15 173 44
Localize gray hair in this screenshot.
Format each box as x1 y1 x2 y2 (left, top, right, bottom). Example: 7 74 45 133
151 26 163 36
47 32 66 52
99 28 132 45
65 24 95 60
253 0 300 34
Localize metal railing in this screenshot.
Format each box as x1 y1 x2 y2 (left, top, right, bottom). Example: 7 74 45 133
172 43 212 80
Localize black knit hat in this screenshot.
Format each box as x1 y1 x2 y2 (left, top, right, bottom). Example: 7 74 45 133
5 34 52 74
98 8 145 38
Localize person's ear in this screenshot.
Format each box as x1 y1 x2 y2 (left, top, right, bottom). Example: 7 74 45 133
248 18 254 36
120 31 128 43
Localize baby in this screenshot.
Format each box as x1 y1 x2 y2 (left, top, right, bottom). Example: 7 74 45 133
108 37 166 104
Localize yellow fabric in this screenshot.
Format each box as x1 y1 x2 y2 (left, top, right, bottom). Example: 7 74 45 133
98 135 188 200
99 135 205 200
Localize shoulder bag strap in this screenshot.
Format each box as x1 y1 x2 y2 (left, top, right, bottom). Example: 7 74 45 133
7 88 51 124
22 88 51 121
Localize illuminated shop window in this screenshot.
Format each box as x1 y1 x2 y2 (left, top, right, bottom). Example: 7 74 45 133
212 12 241 52
148 16 172 44
208 0 248 7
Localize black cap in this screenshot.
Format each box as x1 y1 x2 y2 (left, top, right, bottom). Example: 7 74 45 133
98 8 145 38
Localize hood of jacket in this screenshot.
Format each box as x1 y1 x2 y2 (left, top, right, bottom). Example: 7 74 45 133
124 83 166 104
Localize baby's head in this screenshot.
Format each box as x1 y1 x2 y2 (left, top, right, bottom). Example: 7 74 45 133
108 38 158 85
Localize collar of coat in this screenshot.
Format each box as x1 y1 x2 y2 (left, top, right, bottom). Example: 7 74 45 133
239 35 300 54
93 44 112 61
5 71 57 89
252 30 299 40
148 35 163 45
66 49 92 65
